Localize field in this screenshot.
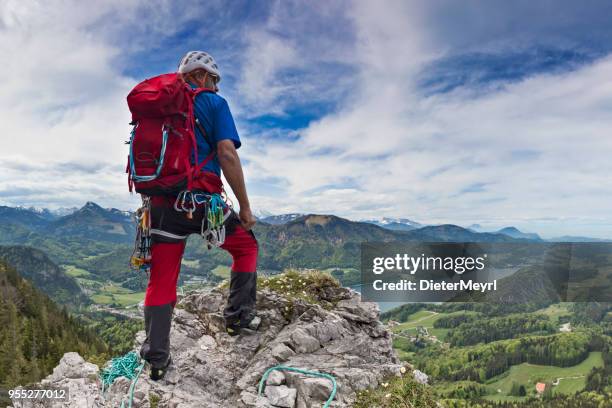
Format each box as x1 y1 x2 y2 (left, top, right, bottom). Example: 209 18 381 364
483 352 603 400
535 303 572 323
391 310 479 340
64 261 210 308
91 290 145 307
63 264 93 277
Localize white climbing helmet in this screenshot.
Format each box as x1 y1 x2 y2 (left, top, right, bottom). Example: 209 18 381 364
178 51 221 82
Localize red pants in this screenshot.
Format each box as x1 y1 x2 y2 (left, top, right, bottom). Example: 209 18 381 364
140 201 258 368
144 224 258 306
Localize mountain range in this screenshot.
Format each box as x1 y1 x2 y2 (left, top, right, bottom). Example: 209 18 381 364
4 203 605 242
0 202 134 244
1 202 609 306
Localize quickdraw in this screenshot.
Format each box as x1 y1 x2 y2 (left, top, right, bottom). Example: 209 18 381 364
173 190 231 249
200 192 229 249
130 196 152 272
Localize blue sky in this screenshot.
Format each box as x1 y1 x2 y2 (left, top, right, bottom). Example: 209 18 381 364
1 0 612 238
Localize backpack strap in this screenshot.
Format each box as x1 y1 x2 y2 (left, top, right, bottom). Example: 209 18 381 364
194 118 216 154
191 88 218 178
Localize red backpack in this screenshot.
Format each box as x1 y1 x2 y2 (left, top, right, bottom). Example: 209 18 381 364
126 73 215 196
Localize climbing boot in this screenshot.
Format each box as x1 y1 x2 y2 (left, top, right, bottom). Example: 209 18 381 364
225 318 241 336
225 315 261 336
247 315 262 330
150 355 172 381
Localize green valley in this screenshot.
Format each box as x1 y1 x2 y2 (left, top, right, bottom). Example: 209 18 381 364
384 301 612 406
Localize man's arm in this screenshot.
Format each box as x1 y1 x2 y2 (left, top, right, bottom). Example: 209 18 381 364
217 139 256 230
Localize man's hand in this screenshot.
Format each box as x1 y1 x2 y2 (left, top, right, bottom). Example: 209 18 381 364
217 139 254 230
239 207 256 231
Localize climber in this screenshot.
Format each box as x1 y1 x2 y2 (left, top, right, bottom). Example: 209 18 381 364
139 51 259 381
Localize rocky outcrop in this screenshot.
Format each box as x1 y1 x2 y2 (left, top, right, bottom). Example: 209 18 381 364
12 284 404 408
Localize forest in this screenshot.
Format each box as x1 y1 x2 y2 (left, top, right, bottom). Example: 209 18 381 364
0 260 108 392
442 314 557 346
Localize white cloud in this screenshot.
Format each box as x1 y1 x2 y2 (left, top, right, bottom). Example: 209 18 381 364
0 0 191 211
234 1 357 117
238 30 297 113
243 1 612 238
1 0 611 239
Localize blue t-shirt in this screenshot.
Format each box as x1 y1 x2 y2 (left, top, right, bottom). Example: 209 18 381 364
190 83 241 176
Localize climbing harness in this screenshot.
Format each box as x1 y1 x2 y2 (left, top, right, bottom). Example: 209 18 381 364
258 365 337 408
100 351 145 408
130 196 152 272
173 190 230 249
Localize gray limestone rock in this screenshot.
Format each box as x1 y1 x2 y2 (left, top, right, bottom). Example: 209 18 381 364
18 283 416 407
264 385 297 407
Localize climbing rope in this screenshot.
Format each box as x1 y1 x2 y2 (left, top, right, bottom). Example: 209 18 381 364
100 351 145 408
258 365 337 408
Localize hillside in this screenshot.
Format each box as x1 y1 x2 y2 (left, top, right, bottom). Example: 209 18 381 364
250 214 401 270
496 227 542 241
0 259 107 401
0 245 87 306
403 224 517 242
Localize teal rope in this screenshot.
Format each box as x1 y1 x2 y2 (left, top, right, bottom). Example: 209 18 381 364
100 351 145 408
258 365 337 408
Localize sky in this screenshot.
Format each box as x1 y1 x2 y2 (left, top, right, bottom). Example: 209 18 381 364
1 0 612 238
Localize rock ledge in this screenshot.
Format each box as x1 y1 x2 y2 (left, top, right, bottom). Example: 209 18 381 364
14 282 402 407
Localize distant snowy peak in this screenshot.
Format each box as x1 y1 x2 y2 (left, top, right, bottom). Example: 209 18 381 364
76 202 132 218
361 217 423 231
380 217 422 227
13 204 118 219
52 207 79 217
260 213 306 225
16 206 55 220
252 209 274 219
